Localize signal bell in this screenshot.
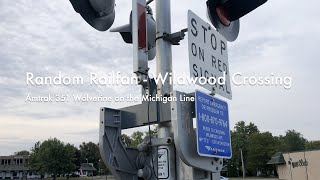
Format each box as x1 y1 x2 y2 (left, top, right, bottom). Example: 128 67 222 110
69 0 115 31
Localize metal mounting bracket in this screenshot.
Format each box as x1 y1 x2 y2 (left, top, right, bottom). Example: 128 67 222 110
171 91 223 173
99 108 139 180
162 28 188 45
99 108 159 180
99 91 224 180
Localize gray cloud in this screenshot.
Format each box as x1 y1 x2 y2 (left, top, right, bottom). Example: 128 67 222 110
66 129 98 136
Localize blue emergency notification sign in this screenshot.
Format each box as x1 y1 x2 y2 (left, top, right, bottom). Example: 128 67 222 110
195 90 232 158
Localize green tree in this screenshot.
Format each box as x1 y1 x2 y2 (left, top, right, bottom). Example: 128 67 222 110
79 142 100 170
273 135 286 152
121 134 133 147
233 121 259 149
228 121 259 177
282 130 306 152
98 158 109 175
95 143 110 175
144 125 158 138
15 150 30 156
247 132 278 176
29 138 76 180
64 144 78 174
305 141 320 150
29 142 41 172
131 131 144 147
69 145 81 172
227 131 240 177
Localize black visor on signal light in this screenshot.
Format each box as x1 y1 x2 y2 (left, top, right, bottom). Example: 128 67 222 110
213 0 268 22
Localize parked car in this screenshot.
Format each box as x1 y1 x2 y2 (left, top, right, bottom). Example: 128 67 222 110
220 176 229 180
67 173 80 178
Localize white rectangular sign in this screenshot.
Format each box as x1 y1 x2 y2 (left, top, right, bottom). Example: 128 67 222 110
188 10 232 100
158 148 169 179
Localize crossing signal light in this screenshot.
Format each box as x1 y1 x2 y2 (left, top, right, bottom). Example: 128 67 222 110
109 13 133 43
69 0 115 31
110 10 156 61
216 0 267 22
207 0 268 41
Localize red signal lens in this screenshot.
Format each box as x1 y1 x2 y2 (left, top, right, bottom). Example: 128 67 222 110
137 3 147 50
216 6 230 26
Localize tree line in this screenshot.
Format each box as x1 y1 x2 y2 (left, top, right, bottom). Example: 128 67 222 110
227 121 320 177
19 122 319 179
21 129 157 180
21 140 106 180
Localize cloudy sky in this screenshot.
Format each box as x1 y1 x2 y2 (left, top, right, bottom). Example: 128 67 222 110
0 0 319 155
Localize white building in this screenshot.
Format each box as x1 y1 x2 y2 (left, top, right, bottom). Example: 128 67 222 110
79 163 96 177
268 150 320 180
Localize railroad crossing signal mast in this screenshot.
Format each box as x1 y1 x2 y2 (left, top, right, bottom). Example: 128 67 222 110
69 0 268 179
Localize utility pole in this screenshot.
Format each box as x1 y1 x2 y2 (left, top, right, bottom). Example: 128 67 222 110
240 148 245 178
155 0 176 179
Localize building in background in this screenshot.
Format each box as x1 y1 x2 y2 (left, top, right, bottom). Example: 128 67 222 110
0 155 50 179
79 163 96 177
0 155 29 179
268 150 320 180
